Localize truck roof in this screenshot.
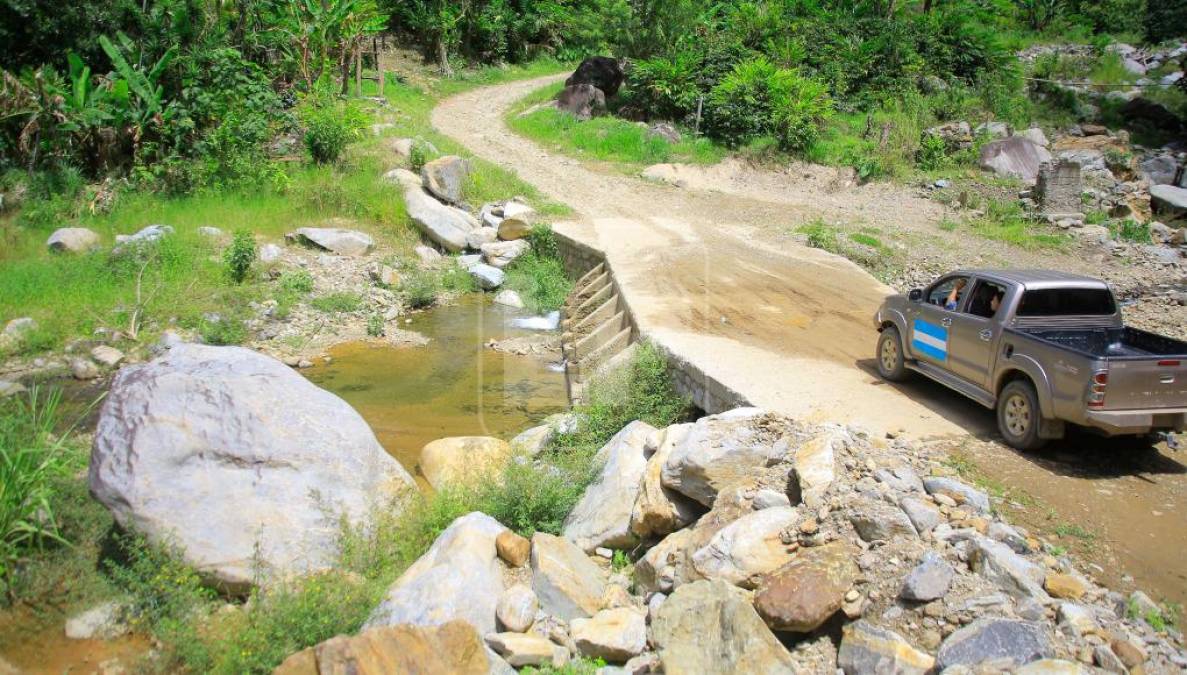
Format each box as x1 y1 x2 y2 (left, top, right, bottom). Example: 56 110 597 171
955 269 1109 291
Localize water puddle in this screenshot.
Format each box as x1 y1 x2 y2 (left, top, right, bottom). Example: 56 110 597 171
305 295 568 484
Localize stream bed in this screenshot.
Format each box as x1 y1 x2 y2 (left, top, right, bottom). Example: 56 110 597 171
305 294 568 485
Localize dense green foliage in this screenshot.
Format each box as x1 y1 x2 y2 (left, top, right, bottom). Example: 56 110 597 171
223 230 257 283
504 225 574 314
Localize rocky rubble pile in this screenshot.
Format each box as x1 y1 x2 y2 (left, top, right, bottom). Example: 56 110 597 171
276 408 1186 674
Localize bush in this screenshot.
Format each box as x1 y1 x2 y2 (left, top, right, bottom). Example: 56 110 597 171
366 313 384 337
409 141 429 173
400 269 442 310
223 230 257 283
310 292 362 313
505 225 573 314
302 102 361 165
199 314 249 345
706 57 832 151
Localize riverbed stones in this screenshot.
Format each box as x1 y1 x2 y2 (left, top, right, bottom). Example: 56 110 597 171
275 620 492 675
485 632 567 668
690 506 799 588
90 345 124 368
661 408 790 507
467 227 499 250
366 512 506 633
789 425 844 507
900 551 954 602
481 239 530 268
923 476 991 514
496 530 531 567
497 584 539 633
71 358 100 380
753 541 858 632
848 498 917 542
630 424 700 539
531 532 607 620
570 607 647 662
837 620 935 675
564 421 655 551
287 227 375 256
970 537 1049 601
651 579 797 674
469 263 505 290
419 436 511 489
89 343 414 592
421 155 470 204
936 618 1054 670
47 227 100 253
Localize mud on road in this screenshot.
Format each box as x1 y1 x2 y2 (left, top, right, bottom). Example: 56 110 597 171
432 74 1187 610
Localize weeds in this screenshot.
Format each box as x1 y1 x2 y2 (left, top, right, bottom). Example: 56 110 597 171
504 226 572 314
310 292 362 314
366 313 384 337
223 230 257 283
969 200 1066 249
1053 523 1097 541
1111 219 1149 243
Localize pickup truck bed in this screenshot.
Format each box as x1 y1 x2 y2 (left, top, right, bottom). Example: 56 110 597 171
1013 327 1187 360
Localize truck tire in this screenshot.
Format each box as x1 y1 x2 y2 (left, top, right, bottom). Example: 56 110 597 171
876 326 909 382
997 379 1047 451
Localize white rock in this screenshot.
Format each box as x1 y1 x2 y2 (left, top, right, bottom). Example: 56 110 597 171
415 245 443 264
531 532 607 620
630 424 701 539
287 227 375 257
71 358 100 380
563 421 656 552
64 602 128 640
571 608 647 663
481 240 530 268
661 408 787 506
690 506 799 588
496 584 539 633
47 227 101 253
485 632 567 668
466 227 499 250
259 243 283 263
90 345 125 368
470 263 505 290
791 425 845 507
493 290 525 309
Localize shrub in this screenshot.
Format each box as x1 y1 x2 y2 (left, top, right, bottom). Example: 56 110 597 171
1111 219 1150 242
278 270 315 295
706 57 833 151
366 313 384 337
400 269 441 310
223 230 257 283
0 388 70 582
409 141 429 173
199 314 248 345
310 292 362 313
799 220 841 253
302 102 361 165
917 132 950 171
505 225 573 314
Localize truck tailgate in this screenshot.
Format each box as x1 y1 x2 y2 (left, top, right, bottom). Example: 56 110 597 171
1104 359 1187 410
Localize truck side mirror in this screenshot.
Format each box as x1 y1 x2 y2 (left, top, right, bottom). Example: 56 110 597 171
908 289 923 303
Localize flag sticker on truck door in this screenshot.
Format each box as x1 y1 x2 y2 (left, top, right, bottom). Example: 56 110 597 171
912 319 948 361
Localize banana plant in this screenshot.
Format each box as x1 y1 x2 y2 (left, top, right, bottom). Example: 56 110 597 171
99 32 178 130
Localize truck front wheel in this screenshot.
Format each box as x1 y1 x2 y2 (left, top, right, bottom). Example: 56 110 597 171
997 380 1047 451
876 326 909 382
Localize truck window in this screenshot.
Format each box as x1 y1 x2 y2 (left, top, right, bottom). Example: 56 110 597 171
965 281 1008 318
927 276 969 310
1016 288 1116 316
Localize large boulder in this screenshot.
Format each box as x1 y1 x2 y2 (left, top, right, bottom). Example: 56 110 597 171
530 532 607 620
565 56 625 97
689 506 799 588
555 84 606 122
421 155 471 205
480 240 530 269
979 136 1053 183
837 621 934 675
900 551 954 602
752 541 858 633
570 607 647 663
274 620 492 675
287 227 375 256
388 168 475 252
469 263 505 290
563 421 656 552
630 424 701 539
936 618 1054 670
366 512 506 633
89 344 414 592
789 425 844 507
635 486 751 593
661 408 791 507
420 436 511 490
47 227 100 254
651 579 797 675
1151 184 1187 221
847 498 917 542
1140 155 1183 187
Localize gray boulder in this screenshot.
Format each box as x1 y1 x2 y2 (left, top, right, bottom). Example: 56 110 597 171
47 227 100 253
421 155 471 205
923 476 990 514
531 532 607 620
1151 184 1187 220
979 137 1053 183
496 584 538 633
481 239 530 269
466 227 499 250
690 506 799 588
899 496 942 534
1140 155 1183 186
469 263 505 290
661 408 788 506
366 512 506 634
89 343 414 592
556 84 606 122
848 499 917 542
838 620 934 675
647 123 681 144
651 579 797 675
287 227 375 256
113 224 173 253
970 537 1049 601
936 618 1054 670
390 169 475 252
900 551 954 602
563 421 656 552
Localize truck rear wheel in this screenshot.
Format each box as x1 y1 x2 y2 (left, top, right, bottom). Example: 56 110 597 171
876 326 909 382
997 379 1047 451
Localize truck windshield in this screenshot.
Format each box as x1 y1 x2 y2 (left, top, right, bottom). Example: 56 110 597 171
1016 288 1116 316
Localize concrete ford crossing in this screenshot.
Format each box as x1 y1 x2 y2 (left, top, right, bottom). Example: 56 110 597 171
874 269 1187 449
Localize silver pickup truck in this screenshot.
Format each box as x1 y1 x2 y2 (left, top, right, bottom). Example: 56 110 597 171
873 269 1187 449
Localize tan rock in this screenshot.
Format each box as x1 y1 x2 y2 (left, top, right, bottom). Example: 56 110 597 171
497 217 532 241
635 486 751 593
1110 638 1146 668
531 532 607 620
497 530 531 567
690 506 799 588
1045 573 1089 600
570 607 647 663
837 620 934 675
419 436 510 489
753 541 859 633
630 424 700 540
790 426 845 507
485 632 567 668
272 620 490 675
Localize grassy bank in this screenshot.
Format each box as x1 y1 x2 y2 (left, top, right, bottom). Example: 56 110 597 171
0 60 570 357
0 340 690 673
506 83 725 169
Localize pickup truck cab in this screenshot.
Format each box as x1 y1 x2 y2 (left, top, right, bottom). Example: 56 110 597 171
874 269 1187 449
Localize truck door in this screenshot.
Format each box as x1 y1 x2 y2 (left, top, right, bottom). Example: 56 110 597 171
908 275 969 369
948 279 1011 388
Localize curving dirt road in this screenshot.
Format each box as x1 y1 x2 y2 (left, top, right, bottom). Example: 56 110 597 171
434 74 982 439
433 74 1187 608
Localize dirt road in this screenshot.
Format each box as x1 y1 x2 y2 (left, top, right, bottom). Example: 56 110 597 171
432 74 1187 607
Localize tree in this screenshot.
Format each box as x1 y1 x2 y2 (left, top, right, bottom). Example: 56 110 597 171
1014 0 1063 32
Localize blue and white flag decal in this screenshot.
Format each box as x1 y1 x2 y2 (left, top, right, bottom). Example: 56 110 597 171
912 319 948 361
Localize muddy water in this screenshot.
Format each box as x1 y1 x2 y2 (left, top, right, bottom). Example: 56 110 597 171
305 295 568 484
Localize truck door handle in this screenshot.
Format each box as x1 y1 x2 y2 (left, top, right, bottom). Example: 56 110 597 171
941 318 952 327
980 329 993 341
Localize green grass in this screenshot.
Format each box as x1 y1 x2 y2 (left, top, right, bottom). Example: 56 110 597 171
1111 219 1150 243
507 83 725 169
1053 523 1097 541
309 292 363 314
967 199 1068 249
797 220 902 285
503 225 573 314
